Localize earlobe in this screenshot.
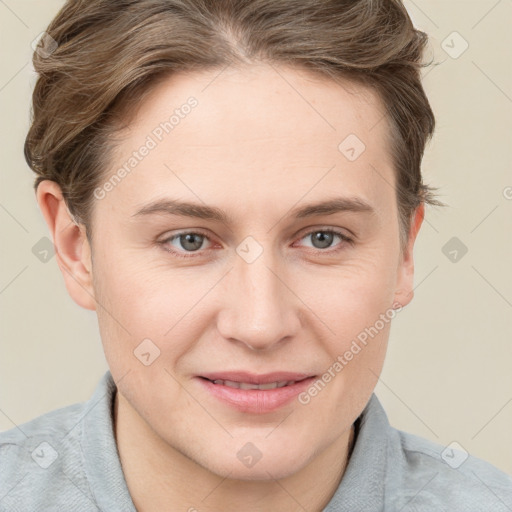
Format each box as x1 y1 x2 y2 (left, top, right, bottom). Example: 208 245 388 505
393 203 425 308
35 180 96 311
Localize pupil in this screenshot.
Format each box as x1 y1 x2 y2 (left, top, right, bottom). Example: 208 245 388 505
313 231 333 249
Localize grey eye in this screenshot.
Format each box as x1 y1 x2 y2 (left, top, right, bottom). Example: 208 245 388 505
174 233 205 252
304 231 339 249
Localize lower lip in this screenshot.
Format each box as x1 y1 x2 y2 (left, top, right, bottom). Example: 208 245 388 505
196 377 316 414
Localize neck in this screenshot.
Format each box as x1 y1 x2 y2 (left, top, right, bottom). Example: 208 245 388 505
113 391 355 512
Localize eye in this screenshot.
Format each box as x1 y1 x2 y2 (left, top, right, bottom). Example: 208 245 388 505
297 228 353 252
159 231 213 258
158 227 353 260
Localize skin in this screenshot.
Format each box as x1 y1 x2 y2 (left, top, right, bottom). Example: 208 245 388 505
37 63 423 512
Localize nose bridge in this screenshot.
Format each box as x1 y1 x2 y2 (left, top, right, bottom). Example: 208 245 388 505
217 242 299 351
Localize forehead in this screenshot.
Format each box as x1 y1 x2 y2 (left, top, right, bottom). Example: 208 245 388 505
102 64 396 217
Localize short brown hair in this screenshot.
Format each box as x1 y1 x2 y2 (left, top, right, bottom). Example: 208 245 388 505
25 0 443 249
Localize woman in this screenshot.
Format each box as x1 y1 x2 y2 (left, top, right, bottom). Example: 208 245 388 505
1 0 511 510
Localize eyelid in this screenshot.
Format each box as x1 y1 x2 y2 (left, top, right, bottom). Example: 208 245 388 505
159 228 212 243
294 225 353 242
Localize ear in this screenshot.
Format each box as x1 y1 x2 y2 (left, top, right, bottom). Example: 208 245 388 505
393 202 425 308
35 180 96 311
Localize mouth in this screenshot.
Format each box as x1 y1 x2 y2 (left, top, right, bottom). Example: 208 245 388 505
196 371 317 414
203 378 302 390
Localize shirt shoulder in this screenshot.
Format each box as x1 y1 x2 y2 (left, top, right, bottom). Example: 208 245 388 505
386 426 512 511
0 401 100 511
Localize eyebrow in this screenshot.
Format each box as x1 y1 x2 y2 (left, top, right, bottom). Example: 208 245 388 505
131 196 376 224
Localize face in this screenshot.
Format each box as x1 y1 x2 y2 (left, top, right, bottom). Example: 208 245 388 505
74 64 419 479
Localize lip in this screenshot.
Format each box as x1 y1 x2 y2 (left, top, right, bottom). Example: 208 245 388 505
196 371 317 414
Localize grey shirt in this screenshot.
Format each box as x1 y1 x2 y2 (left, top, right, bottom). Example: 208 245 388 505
1 371 511 511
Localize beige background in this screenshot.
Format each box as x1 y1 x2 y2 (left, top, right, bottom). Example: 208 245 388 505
1 0 511 474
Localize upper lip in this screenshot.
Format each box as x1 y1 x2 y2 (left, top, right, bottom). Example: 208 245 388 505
199 371 315 384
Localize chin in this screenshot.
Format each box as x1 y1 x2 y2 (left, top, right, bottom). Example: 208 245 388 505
195 440 313 481
213 459 306 482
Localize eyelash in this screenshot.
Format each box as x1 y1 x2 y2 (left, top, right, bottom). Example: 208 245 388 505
158 228 353 260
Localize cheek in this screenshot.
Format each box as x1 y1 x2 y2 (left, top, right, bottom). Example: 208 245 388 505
295 249 398 385
92 250 213 370
299 249 398 330
299 283 394 428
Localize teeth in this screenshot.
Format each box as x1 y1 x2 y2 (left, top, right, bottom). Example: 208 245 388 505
239 382 266 390
210 379 296 389
258 382 278 390
223 380 241 389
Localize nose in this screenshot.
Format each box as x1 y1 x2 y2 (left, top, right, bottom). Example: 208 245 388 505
216 246 301 352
